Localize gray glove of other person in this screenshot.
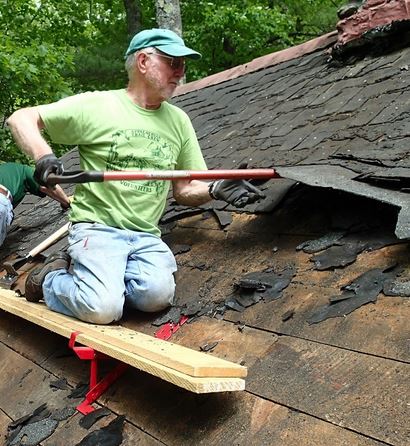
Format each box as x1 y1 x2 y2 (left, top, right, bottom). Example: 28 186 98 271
209 179 265 208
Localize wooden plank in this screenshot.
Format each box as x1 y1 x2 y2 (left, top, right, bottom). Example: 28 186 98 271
0 291 245 378
0 318 390 446
0 410 11 446
0 292 243 380
99 369 387 446
42 412 163 446
0 343 76 420
143 317 410 445
246 335 410 446
169 222 410 362
0 292 246 393
0 307 64 364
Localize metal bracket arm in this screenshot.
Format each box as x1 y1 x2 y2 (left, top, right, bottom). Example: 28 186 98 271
68 331 128 414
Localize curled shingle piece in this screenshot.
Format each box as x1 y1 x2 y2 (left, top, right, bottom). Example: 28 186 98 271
296 231 345 253
308 265 400 324
76 415 125 446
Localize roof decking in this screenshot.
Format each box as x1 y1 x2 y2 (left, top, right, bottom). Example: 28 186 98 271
0 24 409 446
0 188 409 445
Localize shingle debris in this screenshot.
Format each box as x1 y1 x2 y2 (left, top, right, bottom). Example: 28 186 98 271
383 267 410 297
152 265 296 331
234 265 296 303
170 244 191 255
200 341 219 352
75 415 125 446
79 407 111 430
68 382 89 399
50 377 71 390
6 403 73 446
306 230 403 270
308 265 402 323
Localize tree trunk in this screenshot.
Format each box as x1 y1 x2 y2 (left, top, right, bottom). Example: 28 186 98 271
155 0 182 36
123 0 142 38
155 0 185 83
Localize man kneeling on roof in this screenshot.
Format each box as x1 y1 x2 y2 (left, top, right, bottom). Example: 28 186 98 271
6 29 265 324
0 162 70 247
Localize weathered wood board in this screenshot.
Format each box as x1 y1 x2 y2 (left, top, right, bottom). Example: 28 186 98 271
142 317 410 446
97 367 389 446
0 291 246 394
0 334 386 446
168 218 410 362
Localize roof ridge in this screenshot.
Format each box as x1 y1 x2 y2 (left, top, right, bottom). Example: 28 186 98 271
174 31 337 96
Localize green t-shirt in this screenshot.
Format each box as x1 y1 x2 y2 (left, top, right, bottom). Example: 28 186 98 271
39 89 207 236
0 162 42 206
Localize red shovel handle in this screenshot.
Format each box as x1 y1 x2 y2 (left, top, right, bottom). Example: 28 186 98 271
47 169 278 185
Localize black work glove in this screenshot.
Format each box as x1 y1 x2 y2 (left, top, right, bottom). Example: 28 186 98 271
209 179 265 208
34 154 64 186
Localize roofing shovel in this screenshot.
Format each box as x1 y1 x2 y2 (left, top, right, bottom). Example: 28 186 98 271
0 222 69 289
46 168 278 185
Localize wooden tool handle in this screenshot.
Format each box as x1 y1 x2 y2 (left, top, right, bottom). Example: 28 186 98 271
28 222 70 258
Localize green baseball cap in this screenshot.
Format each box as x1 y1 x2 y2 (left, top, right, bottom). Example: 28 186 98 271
125 28 201 59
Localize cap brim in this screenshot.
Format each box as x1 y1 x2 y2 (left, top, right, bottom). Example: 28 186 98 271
156 44 201 59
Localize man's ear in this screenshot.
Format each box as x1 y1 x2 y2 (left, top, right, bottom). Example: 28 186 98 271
136 52 148 74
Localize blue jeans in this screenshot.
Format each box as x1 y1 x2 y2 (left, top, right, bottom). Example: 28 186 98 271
43 222 177 324
0 195 13 246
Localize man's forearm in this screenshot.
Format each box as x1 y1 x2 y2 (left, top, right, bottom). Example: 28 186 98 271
172 179 212 207
40 185 71 209
7 107 53 161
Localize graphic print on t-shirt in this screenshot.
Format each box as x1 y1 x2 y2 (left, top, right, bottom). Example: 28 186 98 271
107 129 178 197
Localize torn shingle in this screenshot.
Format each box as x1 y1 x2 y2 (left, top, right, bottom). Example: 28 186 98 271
235 291 262 308
68 383 89 399
50 377 71 390
308 266 400 324
213 209 233 228
75 415 125 446
296 231 345 253
181 301 204 317
310 230 403 270
230 265 295 305
281 309 295 322
7 418 58 446
151 306 182 326
384 280 410 297
200 341 219 352
79 408 111 430
224 297 245 312
170 244 191 255
310 242 363 270
6 403 72 446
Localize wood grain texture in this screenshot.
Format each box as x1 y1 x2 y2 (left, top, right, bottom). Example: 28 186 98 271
0 410 11 445
123 317 410 445
246 336 410 446
0 343 75 419
0 298 394 445
169 217 410 363
0 292 246 393
100 371 387 446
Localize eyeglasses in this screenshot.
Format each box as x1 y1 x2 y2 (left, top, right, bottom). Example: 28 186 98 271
144 52 185 71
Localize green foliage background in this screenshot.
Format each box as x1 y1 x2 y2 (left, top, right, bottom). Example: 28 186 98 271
0 0 345 162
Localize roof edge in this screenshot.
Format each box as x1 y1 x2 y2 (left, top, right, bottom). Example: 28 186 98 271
174 31 338 96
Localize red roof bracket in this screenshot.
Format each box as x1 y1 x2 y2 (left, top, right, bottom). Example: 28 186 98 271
68 331 129 414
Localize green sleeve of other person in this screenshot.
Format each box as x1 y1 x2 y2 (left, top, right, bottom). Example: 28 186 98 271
0 162 44 206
